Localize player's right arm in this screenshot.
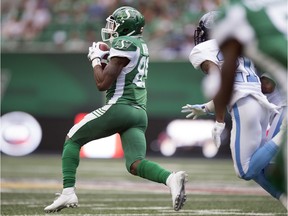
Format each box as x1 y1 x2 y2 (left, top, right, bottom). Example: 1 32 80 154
213 38 243 122
94 57 129 91
87 40 130 91
198 58 227 149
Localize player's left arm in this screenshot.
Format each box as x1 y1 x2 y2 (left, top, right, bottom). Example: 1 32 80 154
93 57 129 91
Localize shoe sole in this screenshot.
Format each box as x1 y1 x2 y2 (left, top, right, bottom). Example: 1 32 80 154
45 203 78 213
174 172 188 211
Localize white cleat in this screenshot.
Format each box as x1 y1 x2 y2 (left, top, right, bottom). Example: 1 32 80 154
166 171 188 211
44 187 78 213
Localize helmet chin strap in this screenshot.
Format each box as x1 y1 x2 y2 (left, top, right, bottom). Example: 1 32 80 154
107 30 137 43
108 30 135 43
109 37 115 44
127 30 135 36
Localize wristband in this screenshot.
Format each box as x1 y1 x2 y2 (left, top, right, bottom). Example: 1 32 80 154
205 100 215 113
92 58 101 68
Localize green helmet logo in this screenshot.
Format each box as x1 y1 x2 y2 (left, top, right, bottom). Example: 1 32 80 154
101 6 145 42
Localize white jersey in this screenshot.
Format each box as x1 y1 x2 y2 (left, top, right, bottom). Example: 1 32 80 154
189 39 277 111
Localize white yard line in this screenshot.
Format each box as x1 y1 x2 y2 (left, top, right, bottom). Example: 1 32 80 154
1 178 266 196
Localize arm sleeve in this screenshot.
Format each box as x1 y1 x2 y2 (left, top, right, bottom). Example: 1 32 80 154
109 41 140 72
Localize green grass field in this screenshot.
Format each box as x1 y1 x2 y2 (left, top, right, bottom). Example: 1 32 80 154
1 154 287 216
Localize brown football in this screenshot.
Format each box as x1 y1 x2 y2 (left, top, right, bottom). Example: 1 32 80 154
99 42 110 51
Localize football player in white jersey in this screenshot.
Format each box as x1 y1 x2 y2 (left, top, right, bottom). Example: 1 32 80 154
181 11 286 208
211 0 287 208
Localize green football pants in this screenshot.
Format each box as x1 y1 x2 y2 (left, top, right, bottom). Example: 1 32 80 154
66 104 147 171
62 104 171 188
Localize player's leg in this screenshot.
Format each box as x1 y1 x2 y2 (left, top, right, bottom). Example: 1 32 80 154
248 113 287 207
230 97 283 199
230 97 265 178
267 134 287 195
245 115 287 180
121 128 188 211
265 108 286 184
121 127 171 183
61 106 119 189
253 170 282 199
45 105 119 212
266 117 287 209
119 105 187 211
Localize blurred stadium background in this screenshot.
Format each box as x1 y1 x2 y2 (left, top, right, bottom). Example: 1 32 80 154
2 0 221 58
1 0 232 158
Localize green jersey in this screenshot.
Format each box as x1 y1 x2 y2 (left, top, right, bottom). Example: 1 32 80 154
106 36 149 110
212 0 287 88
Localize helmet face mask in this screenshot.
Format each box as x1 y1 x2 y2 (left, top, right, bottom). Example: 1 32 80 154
194 11 220 45
101 16 120 42
101 6 145 43
194 22 207 45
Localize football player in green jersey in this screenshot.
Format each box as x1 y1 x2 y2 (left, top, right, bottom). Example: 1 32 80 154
211 0 287 209
44 6 187 213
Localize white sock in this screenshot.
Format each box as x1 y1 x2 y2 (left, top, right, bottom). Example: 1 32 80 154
166 173 173 186
62 187 75 195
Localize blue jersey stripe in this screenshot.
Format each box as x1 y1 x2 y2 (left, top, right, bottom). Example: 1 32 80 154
233 104 245 177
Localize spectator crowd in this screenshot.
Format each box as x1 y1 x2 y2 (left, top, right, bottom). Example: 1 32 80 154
1 0 221 60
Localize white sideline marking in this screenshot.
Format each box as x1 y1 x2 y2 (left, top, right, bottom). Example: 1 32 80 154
1 179 266 196
22 213 285 216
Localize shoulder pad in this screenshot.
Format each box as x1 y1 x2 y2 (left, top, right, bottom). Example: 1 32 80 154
112 37 137 52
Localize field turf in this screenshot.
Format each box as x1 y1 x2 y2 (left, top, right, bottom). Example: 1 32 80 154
1 154 287 216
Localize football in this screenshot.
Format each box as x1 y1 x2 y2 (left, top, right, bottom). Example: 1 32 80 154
99 42 110 69
99 42 110 51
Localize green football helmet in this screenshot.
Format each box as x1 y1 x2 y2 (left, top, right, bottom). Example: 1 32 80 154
101 6 145 42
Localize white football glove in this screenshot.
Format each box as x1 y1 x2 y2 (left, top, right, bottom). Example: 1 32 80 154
87 42 109 62
212 121 225 148
181 103 213 119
